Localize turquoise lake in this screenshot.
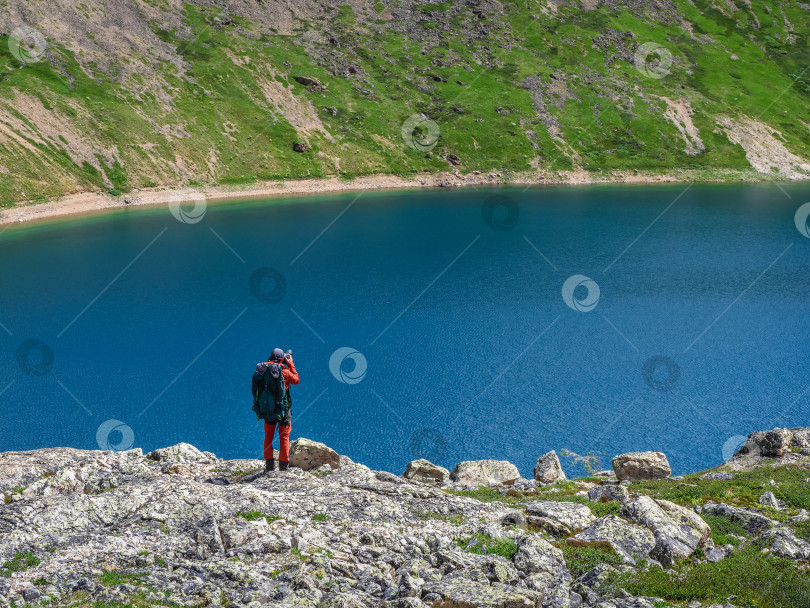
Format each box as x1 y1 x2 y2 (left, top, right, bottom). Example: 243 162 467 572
1 183 809 477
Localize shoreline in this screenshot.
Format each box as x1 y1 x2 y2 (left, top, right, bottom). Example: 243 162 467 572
0 168 793 227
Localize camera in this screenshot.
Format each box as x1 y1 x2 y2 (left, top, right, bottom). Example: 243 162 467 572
284 349 293 361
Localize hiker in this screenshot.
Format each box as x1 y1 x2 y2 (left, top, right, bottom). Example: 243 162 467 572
251 348 299 472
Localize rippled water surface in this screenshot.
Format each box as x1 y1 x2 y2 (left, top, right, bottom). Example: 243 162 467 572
1 183 809 476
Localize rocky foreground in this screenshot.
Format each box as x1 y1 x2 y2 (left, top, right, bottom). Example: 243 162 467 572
2 429 810 608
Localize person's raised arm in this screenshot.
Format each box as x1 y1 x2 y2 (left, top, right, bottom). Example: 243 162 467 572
283 357 299 385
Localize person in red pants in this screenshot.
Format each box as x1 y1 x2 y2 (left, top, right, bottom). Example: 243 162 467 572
263 348 299 472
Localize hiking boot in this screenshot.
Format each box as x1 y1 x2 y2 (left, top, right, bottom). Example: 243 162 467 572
279 460 289 471
265 458 275 472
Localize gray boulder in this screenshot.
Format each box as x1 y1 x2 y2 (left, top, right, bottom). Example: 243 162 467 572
526 500 596 531
621 496 710 566
698 502 777 535
526 515 571 538
572 515 656 564
757 491 786 510
402 459 449 486
612 452 671 481
146 443 216 464
762 526 810 560
588 484 630 504
704 547 727 562
572 563 620 597
533 451 567 483
500 509 528 530
738 427 794 457
288 438 341 471
512 534 568 575
449 460 520 486
513 535 572 606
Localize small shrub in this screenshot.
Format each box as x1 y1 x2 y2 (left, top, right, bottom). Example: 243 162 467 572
311 513 330 522
793 520 810 541
589 500 622 518
701 514 748 547
559 542 624 578
559 449 606 476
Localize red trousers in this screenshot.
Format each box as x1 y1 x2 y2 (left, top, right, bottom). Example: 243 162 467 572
264 422 290 462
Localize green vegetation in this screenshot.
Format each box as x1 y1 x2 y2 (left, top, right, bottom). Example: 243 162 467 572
235 510 281 523
0 552 40 576
0 0 808 206
700 514 749 547
620 543 810 608
631 465 810 514
558 541 624 578
98 571 145 588
311 513 330 522
455 533 518 560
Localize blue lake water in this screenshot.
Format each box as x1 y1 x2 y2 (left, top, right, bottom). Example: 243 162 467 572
1 183 809 477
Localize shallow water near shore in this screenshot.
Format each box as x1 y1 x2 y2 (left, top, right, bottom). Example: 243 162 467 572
1 183 808 477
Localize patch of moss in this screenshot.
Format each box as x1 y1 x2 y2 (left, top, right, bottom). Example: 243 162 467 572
455 533 518 560
235 510 281 523
0 552 40 576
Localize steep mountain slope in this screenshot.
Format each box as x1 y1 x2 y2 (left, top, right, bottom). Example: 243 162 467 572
0 0 809 206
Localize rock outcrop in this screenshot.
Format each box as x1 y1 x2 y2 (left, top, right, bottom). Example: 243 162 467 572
402 459 450 486
731 427 810 465
572 515 656 564
588 484 630 504
621 496 710 566
533 451 567 483
2 428 810 608
612 452 671 481
288 437 341 471
525 501 596 531
449 460 521 486
698 502 777 535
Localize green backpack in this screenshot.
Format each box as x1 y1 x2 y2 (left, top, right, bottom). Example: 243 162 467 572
251 362 289 423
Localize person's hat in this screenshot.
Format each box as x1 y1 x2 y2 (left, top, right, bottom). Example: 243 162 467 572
270 347 284 362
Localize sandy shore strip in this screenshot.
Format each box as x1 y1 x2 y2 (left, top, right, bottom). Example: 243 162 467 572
0 168 775 227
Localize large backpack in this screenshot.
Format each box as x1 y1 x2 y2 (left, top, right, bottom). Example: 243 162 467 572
251 361 289 423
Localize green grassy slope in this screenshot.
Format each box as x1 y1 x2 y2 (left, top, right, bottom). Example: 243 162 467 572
0 0 809 207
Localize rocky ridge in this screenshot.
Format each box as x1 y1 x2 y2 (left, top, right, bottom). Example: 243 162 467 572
1 428 809 608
